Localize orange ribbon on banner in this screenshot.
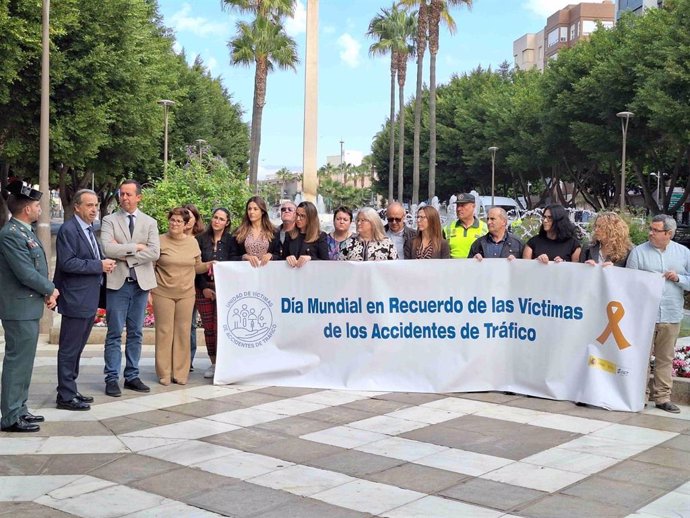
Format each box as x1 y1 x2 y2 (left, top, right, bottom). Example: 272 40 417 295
596 301 631 350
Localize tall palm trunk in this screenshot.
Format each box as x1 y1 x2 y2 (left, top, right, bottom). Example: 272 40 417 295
428 0 442 201
388 57 396 202
249 58 268 192
397 53 408 202
412 2 427 206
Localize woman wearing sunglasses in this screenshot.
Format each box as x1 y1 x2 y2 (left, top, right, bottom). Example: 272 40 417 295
282 201 329 267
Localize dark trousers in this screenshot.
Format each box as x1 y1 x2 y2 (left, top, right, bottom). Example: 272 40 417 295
57 315 95 402
1 319 39 428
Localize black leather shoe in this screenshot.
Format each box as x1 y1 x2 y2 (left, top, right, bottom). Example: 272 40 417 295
105 381 121 397
57 397 91 411
1 417 40 433
76 392 94 403
656 402 681 414
20 412 45 423
124 378 150 392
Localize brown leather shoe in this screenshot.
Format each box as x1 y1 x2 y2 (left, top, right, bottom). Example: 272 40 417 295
656 402 681 414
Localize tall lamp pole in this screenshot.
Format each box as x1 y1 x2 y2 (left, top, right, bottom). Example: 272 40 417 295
158 99 175 177
488 146 499 207
616 111 634 211
195 139 207 161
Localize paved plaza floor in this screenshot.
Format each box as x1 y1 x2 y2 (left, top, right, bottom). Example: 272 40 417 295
1 336 690 517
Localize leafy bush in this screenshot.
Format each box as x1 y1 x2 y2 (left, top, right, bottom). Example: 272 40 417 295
140 159 251 232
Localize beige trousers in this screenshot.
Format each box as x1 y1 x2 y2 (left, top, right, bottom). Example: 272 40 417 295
152 294 195 384
647 322 680 404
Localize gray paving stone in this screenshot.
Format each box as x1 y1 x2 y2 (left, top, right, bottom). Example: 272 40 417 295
33 420 114 437
202 427 288 451
376 392 447 406
127 408 196 427
100 415 158 435
441 414 527 436
400 424 489 450
633 446 690 470
659 433 690 452
256 415 335 436
562 476 666 510
364 463 469 494
306 450 405 477
621 413 690 433
89 453 182 484
130 466 240 499
215 390 285 407
519 494 630 518
559 405 631 422
301 406 377 425
253 437 347 463
184 481 303 517
452 391 521 404
343 398 411 414
165 398 243 418
440 478 546 511
506 396 579 413
39 453 125 475
0 455 49 476
0 501 74 517
599 459 690 490
253 498 372 518
256 386 323 397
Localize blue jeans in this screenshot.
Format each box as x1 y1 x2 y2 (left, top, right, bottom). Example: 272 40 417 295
104 282 148 383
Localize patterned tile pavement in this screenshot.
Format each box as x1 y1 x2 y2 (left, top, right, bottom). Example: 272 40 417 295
1 335 690 517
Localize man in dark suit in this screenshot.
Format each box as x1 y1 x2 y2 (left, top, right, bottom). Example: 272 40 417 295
0 182 59 432
53 189 116 411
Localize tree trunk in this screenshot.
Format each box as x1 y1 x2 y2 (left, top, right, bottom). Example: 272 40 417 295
412 2 427 206
397 57 407 203
428 49 438 202
388 59 396 203
249 58 268 193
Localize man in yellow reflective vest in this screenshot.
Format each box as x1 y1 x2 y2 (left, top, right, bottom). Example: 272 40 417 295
444 193 487 259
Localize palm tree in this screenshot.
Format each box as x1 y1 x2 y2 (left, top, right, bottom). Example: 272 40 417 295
427 0 472 201
275 166 293 197
400 0 429 206
224 0 298 191
367 4 415 203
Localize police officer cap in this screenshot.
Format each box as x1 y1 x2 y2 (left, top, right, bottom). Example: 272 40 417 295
6 180 43 201
457 193 475 204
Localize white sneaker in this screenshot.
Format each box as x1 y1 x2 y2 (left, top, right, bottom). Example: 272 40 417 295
203 365 215 379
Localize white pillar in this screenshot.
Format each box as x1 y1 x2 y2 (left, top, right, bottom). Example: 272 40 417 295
302 0 318 203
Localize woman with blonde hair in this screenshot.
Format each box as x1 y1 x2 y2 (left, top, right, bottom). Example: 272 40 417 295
580 212 633 267
283 201 329 267
231 196 279 266
339 207 397 261
404 206 450 259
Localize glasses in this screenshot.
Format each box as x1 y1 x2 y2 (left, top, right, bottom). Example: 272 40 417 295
356 219 369 225
387 217 403 223
169 219 185 225
649 227 668 234
280 207 295 213
296 213 307 219
416 214 427 220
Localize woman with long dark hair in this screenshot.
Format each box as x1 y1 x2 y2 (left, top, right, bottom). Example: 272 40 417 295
283 201 329 267
404 206 450 259
232 196 279 266
195 208 233 379
523 204 581 263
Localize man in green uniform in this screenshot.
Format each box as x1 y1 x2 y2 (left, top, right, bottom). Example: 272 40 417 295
0 182 59 432
444 193 488 259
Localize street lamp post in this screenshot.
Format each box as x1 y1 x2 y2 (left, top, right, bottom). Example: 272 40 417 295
158 99 175 177
195 139 207 161
616 111 634 211
488 146 499 207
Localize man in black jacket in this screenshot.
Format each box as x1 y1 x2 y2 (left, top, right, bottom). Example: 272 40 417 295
469 207 524 260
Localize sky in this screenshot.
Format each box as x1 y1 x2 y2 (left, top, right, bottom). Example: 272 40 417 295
157 0 579 178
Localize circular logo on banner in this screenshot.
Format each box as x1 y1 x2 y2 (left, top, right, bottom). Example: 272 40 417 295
223 292 276 348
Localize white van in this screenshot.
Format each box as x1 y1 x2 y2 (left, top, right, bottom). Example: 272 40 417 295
474 195 523 220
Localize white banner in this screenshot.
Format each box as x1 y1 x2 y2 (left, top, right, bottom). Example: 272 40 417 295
214 260 664 412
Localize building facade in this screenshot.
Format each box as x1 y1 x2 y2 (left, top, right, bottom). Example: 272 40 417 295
513 1 615 71
616 0 664 18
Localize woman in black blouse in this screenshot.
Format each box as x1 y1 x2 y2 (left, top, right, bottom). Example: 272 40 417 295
283 201 329 267
523 204 581 263
195 208 233 378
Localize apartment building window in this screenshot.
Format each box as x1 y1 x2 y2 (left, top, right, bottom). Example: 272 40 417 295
582 20 614 36
570 23 578 40
547 28 559 47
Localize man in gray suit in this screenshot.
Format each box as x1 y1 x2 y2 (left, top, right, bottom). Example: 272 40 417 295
101 180 160 397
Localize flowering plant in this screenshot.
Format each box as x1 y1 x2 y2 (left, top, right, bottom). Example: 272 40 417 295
673 343 690 378
93 303 155 328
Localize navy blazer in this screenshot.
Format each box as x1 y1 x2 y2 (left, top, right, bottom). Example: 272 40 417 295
53 216 105 318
